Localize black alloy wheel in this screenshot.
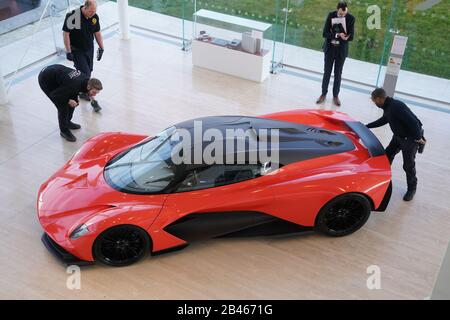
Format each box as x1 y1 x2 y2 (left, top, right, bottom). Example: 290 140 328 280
93 225 151 267
315 193 371 237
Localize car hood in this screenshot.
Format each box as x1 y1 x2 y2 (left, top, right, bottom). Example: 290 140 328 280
37 132 161 225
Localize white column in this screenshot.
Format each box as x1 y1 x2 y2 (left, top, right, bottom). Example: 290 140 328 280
0 66 8 105
117 0 130 40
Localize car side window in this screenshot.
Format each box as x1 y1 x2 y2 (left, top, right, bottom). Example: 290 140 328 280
176 164 262 192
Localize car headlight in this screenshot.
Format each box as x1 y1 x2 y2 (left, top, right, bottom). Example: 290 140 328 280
70 224 90 240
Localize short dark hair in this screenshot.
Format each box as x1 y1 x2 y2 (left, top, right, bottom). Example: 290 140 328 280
337 1 348 10
88 78 103 90
371 88 387 99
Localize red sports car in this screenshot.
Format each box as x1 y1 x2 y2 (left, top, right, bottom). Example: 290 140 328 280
38 109 392 267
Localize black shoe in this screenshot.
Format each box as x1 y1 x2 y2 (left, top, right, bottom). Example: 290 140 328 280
79 92 91 101
316 95 326 104
60 131 77 142
69 121 81 130
91 100 102 112
403 189 416 201
333 96 341 107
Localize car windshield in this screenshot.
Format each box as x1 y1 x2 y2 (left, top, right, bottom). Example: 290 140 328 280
104 127 177 194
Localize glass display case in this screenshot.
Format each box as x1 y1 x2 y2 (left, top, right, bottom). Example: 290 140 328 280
191 9 273 82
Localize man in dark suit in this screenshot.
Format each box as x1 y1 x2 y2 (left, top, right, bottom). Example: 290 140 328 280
316 1 355 107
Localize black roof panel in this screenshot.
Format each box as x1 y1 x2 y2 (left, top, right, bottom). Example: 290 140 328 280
174 116 355 165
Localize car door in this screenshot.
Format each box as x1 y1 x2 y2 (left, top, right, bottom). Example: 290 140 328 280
148 164 278 251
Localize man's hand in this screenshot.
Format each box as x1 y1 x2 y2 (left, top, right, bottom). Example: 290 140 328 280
66 52 73 61
338 33 349 40
97 47 104 61
68 99 79 108
415 138 426 145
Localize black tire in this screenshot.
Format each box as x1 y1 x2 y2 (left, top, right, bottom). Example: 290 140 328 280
315 193 371 237
93 225 151 267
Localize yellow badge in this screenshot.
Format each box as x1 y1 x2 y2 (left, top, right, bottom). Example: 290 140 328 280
92 18 97 25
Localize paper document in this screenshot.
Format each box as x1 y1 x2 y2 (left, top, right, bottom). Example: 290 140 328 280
391 35 408 56
331 17 347 33
386 56 403 76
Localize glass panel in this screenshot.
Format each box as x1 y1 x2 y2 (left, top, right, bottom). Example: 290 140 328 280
192 8 274 54
280 0 392 86
122 0 188 40
0 0 118 77
0 0 65 76
176 164 261 192
387 0 450 101
104 126 177 194
388 0 449 79
116 1 282 68
190 0 281 70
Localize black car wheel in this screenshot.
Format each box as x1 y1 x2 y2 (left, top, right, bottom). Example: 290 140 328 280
93 225 151 267
315 193 371 237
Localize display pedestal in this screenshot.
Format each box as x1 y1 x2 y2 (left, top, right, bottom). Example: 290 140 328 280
192 39 271 83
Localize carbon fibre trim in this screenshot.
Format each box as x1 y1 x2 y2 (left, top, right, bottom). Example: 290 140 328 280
375 181 392 212
344 121 386 157
163 211 309 243
41 233 93 266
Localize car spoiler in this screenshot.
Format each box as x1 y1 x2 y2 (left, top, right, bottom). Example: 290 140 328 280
308 111 385 158
344 121 385 157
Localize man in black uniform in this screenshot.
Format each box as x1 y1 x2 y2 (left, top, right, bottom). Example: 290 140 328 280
316 1 355 107
63 0 104 112
366 88 426 201
38 64 103 142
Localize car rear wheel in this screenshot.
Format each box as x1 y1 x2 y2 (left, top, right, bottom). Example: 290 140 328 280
93 225 150 267
315 193 371 237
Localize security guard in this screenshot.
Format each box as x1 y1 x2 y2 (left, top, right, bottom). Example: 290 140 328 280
63 0 104 112
366 88 426 201
38 64 103 142
316 1 355 107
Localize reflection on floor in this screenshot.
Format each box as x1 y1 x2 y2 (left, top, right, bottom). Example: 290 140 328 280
0 25 450 299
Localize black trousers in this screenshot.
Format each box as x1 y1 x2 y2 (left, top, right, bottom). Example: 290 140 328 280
72 47 94 77
321 46 346 97
386 135 421 190
38 71 74 134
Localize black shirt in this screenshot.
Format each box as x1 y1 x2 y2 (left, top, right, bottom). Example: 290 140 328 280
62 6 100 51
367 97 423 140
322 11 355 58
40 65 89 107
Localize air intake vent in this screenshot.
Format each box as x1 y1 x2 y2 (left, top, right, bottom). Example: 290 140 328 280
315 140 343 147
306 127 335 135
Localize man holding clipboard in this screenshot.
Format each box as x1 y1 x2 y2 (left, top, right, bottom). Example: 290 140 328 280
316 1 355 106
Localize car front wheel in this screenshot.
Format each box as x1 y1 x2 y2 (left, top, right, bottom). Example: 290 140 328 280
315 193 371 237
93 225 151 267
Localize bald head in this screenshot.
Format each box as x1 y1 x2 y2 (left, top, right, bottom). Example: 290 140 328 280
84 0 97 9
82 0 97 18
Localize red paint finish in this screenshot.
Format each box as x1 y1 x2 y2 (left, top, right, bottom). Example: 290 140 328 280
37 110 391 263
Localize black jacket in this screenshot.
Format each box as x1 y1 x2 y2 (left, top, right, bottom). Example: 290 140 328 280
367 97 423 140
322 11 355 58
39 64 89 108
